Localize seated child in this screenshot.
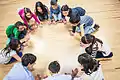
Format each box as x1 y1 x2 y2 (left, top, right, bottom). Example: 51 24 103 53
49 0 62 24
80 34 113 59
35 1 49 21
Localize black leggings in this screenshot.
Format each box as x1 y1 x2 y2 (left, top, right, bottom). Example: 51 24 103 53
95 52 113 58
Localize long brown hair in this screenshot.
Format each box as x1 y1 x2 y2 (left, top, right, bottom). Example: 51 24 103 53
78 53 100 75
81 34 103 55
1 38 21 56
24 7 32 21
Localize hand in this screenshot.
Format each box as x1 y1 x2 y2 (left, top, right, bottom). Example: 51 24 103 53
63 20 67 24
24 34 30 42
48 20 52 25
71 68 78 78
40 22 44 25
35 74 41 80
52 20 57 24
70 31 75 36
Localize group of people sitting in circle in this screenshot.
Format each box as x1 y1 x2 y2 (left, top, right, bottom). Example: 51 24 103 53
0 0 113 80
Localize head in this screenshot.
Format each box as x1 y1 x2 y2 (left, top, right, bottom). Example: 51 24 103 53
24 7 32 19
22 53 37 71
61 5 70 16
9 38 21 51
51 0 58 9
69 13 80 26
48 61 60 74
15 21 26 31
35 1 44 13
78 53 99 75
1 38 21 56
80 34 95 48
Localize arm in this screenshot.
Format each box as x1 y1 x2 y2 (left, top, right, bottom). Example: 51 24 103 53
80 23 85 36
50 7 53 20
12 54 21 62
32 13 40 24
62 15 66 20
18 9 29 27
13 28 20 39
45 5 49 14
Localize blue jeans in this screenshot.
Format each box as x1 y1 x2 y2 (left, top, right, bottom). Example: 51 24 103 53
52 13 62 21
95 52 113 58
75 25 95 34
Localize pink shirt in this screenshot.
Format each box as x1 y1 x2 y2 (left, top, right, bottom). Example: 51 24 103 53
18 8 40 27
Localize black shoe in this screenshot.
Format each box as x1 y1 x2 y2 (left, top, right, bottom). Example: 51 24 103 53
93 24 100 31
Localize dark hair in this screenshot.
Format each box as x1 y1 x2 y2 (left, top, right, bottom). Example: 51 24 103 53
35 1 48 15
1 38 21 56
22 53 37 66
81 34 103 55
15 21 24 29
78 53 99 75
48 61 60 73
69 13 80 24
24 7 32 21
50 0 58 5
61 5 70 11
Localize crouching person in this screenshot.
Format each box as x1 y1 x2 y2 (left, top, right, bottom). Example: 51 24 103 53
6 21 29 45
69 14 100 36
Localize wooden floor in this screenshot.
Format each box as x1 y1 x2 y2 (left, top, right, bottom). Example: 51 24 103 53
0 0 120 79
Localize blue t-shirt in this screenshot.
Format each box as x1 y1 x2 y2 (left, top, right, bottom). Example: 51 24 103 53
4 62 34 80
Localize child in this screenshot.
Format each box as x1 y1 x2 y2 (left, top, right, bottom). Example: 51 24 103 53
35 1 49 21
6 21 29 45
18 7 40 29
61 5 86 24
73 53 104 80
80 34 113 59
43 61 72 80
49 0 62 24
69 13 100 36
0 38 23 64
4 53 37 80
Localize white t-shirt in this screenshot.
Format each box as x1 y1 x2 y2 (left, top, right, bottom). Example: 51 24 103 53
0 49 16 64
74 65 104 80
80 41 112 57
90 65 104 80
43 74 72 80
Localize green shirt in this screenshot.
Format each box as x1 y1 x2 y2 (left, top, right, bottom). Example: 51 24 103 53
6 25 21 40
